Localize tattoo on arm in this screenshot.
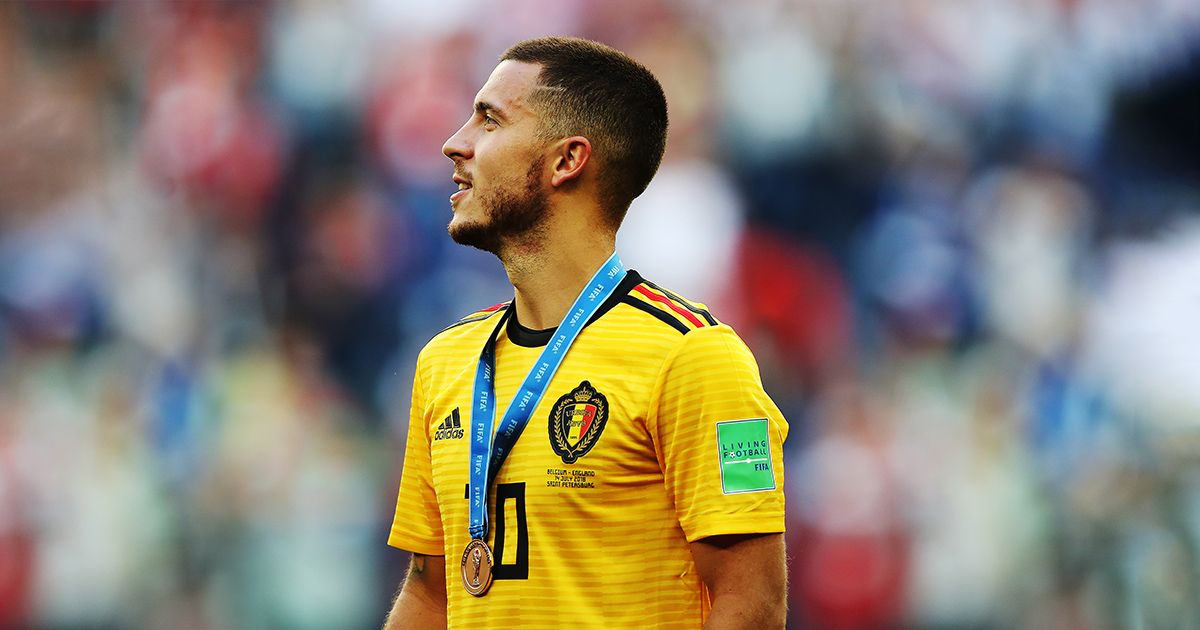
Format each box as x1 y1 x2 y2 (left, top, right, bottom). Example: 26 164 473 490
386 553 447 629
409 554 428 579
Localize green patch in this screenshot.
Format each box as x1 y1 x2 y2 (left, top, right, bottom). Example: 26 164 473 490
716 419 775 494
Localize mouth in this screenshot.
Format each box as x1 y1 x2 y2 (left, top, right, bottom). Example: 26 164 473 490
450 176 472 204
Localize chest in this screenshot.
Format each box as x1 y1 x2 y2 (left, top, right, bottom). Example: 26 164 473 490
424 338 664 525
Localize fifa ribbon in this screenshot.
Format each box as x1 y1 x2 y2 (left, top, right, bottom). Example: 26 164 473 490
469 252 627 541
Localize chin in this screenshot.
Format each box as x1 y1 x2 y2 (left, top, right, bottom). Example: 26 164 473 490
448 218 502 254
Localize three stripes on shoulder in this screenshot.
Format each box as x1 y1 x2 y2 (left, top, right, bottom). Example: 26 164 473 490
621 281 717 335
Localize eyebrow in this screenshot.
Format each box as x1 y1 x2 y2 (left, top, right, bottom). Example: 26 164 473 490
475 101 507 122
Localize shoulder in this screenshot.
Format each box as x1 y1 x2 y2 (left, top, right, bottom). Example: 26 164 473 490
437 301 510 335
615 274 762 375
408 302 509 402
615 273 720 336
418 301 510 362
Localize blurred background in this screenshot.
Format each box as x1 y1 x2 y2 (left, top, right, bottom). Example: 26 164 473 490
1 0 1198 628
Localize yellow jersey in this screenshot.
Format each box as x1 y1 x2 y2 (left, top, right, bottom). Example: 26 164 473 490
388 271 788 628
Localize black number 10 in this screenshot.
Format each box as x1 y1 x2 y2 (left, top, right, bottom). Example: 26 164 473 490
464 482 529 580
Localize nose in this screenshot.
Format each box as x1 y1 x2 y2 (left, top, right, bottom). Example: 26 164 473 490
442 121 473 161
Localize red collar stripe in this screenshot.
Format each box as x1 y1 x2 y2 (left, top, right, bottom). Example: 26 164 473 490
632 285 704 328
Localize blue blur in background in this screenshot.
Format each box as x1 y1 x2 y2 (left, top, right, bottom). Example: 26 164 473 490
0 1 1199 628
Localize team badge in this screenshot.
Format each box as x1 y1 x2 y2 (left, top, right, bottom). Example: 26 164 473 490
548 381 608 464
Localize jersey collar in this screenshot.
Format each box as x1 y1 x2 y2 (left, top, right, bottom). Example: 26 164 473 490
506 270 644 348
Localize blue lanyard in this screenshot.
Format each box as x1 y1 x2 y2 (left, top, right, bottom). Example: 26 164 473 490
469 253 627 540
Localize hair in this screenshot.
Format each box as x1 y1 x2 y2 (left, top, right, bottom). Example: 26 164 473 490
500 36 668 228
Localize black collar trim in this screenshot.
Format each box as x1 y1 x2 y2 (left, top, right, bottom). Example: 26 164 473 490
506 270 643 348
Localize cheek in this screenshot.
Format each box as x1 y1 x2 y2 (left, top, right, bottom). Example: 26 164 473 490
477 133 538 173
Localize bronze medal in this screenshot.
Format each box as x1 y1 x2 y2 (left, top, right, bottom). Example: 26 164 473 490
460 538 494 596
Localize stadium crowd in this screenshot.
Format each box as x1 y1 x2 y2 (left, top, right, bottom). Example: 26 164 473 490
0 1 1198 628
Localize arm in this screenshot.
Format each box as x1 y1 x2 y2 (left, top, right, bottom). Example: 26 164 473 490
691 533 787 630
382 553 448 630
649 325 789 627
386 352 447 629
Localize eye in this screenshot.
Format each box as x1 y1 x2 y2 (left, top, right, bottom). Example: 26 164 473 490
482 114 498 128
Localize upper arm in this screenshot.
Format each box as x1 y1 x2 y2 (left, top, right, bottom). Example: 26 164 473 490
383 553 448 630
402 553 448 609
690 533 787 628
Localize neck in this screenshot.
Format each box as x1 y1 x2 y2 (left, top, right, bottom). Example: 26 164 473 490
501 224 616 331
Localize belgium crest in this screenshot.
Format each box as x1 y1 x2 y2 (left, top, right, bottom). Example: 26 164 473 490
548 381 608 464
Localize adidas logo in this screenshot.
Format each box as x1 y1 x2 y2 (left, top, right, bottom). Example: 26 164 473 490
434 408 464 441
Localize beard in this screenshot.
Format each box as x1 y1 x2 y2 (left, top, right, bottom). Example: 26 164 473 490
448 157 549 255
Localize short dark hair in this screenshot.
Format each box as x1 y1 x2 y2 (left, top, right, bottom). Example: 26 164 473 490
501 36 668 228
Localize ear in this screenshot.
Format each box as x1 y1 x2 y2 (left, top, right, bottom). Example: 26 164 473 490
548 136 592 188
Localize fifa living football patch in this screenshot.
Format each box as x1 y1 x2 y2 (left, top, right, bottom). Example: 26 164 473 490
716 419 775 494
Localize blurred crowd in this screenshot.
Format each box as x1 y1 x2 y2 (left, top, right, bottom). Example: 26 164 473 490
1 1 1198 628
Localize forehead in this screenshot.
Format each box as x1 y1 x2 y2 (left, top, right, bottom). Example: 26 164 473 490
475 60 543 119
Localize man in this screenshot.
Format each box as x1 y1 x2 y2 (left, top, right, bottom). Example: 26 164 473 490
383 36 788 629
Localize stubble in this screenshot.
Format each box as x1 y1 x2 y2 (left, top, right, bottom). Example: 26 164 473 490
449 156 549 256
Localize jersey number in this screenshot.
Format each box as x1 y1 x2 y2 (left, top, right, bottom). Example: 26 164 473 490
464 482 529 580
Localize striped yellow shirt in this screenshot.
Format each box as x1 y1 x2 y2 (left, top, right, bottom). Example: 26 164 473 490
389 271 788 628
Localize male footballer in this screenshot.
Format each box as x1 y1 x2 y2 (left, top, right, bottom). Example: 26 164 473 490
383 36 788 629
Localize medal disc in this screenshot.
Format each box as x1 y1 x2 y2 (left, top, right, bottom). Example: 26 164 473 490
460 539 494 596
